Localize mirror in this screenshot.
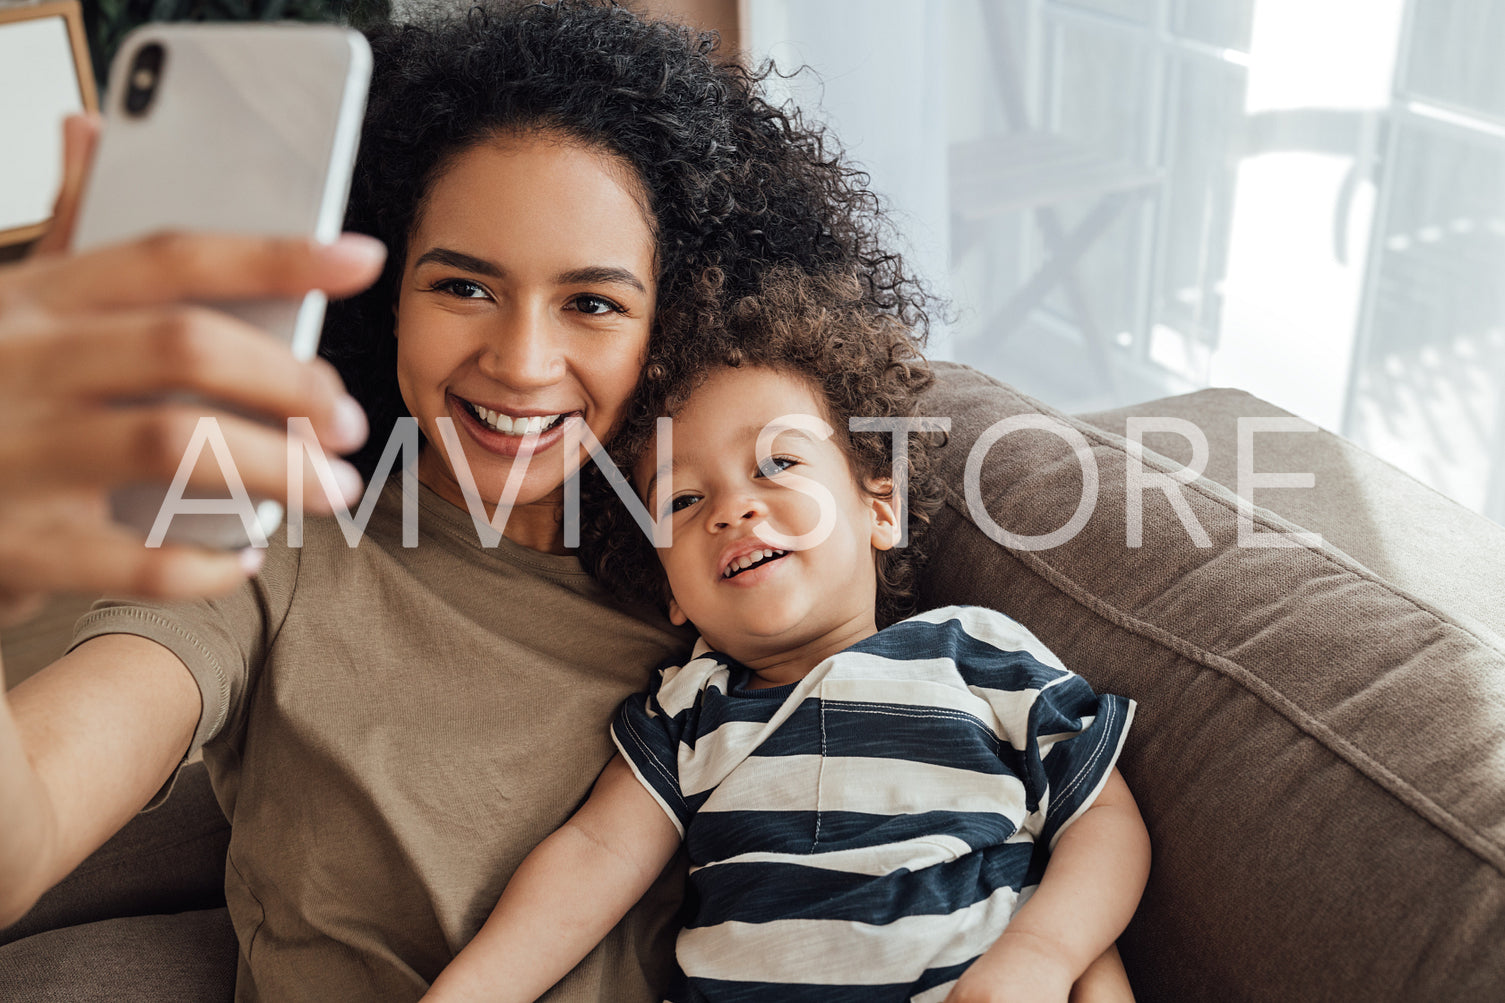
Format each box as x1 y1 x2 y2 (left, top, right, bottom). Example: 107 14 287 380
0 0 97 246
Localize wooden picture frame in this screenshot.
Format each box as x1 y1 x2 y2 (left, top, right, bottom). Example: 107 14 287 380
0 0 99 247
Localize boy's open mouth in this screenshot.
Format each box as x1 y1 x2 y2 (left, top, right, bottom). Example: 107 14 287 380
722 548 788 580
461 399 570 436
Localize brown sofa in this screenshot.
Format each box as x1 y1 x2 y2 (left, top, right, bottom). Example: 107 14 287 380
4 360 1504 999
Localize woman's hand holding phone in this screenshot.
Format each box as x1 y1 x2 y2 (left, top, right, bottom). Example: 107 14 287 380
0 118 384 626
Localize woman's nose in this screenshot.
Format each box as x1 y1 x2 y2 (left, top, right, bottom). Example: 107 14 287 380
478 305 565 389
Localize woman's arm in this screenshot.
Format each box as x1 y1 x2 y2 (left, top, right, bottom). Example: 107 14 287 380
424 755 683 1003
946 768 1151 1003
0 116 385 919
0 635 202 926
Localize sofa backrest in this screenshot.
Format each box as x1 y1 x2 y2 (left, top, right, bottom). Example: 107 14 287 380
1080 386 1505 645
917 362 1505 999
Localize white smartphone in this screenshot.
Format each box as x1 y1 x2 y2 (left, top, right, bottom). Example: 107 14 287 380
72 22 372 550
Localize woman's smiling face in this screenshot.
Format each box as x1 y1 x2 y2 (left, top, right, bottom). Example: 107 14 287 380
396 133 656 552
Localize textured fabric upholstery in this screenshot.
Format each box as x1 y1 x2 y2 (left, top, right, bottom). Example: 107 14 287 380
0 909 235 1002
0 762 233 999
917 362 1505 999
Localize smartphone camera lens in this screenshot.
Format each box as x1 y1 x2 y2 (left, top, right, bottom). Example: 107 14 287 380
124 43 166 117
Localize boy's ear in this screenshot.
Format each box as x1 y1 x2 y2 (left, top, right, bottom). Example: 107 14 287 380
865 476 900 552
667 592 689 626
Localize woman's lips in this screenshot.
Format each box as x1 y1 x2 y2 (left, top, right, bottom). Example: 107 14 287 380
448 394 575 460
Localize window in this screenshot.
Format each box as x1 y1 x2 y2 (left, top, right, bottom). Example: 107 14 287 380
746 0 1505 523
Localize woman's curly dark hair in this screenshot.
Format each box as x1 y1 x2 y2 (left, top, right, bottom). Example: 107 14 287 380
580 266 944 629
321 0 934 478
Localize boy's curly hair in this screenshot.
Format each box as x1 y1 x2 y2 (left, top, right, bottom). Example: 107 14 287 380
580 267 945 629
320 0 934 478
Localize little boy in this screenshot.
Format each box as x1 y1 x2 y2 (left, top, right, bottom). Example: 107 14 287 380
426 274 1150 1002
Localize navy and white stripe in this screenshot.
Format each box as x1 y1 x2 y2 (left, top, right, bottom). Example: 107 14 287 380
611 605 1134 1001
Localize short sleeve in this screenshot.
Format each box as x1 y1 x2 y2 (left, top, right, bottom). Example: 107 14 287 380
1019 674 1135 849
932 606 1135 850
611 662 696 836
65 538 298 809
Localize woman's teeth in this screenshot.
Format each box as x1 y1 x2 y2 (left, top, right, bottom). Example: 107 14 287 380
471 405 564 436
723 548 786 579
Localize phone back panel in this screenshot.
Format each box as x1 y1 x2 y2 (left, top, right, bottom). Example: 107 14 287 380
73 23 371 359
73 24 371 550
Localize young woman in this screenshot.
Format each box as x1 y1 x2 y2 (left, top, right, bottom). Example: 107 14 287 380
0 3 930 1000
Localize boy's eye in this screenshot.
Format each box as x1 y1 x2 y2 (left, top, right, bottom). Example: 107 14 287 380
757 455 800 477
569 293 626 316
669 494 701 514
432 278 490 299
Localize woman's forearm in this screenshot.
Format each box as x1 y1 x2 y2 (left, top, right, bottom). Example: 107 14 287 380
0 664 56 927
424 756 681 1002
0 635 202 929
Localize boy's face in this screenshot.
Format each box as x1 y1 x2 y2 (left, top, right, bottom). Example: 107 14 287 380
635 365 898 663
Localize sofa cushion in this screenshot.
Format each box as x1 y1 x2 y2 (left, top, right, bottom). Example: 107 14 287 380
0 908 235 1002
917 362 1505 999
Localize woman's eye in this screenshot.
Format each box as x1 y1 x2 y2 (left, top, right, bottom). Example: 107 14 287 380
670 494 700 514
433 278 490 299
570 293 625 316
757 456 800 477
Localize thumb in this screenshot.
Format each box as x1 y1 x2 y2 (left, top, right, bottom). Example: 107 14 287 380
33 112 103 257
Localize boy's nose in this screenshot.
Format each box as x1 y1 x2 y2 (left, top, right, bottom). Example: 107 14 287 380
710 494 767 530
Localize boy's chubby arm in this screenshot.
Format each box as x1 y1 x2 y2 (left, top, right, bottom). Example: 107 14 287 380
946 768 1151 1003
423 755 683 1003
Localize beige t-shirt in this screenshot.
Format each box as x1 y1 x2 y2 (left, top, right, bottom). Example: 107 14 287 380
70 478 694 1002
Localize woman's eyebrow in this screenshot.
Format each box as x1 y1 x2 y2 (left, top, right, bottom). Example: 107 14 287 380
413 247 501 276
556 266 647 294
411 251 645 295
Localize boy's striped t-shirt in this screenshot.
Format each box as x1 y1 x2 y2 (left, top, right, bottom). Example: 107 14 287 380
610 605 1135 1002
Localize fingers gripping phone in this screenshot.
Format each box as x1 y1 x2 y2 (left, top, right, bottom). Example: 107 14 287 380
72 23 372 550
